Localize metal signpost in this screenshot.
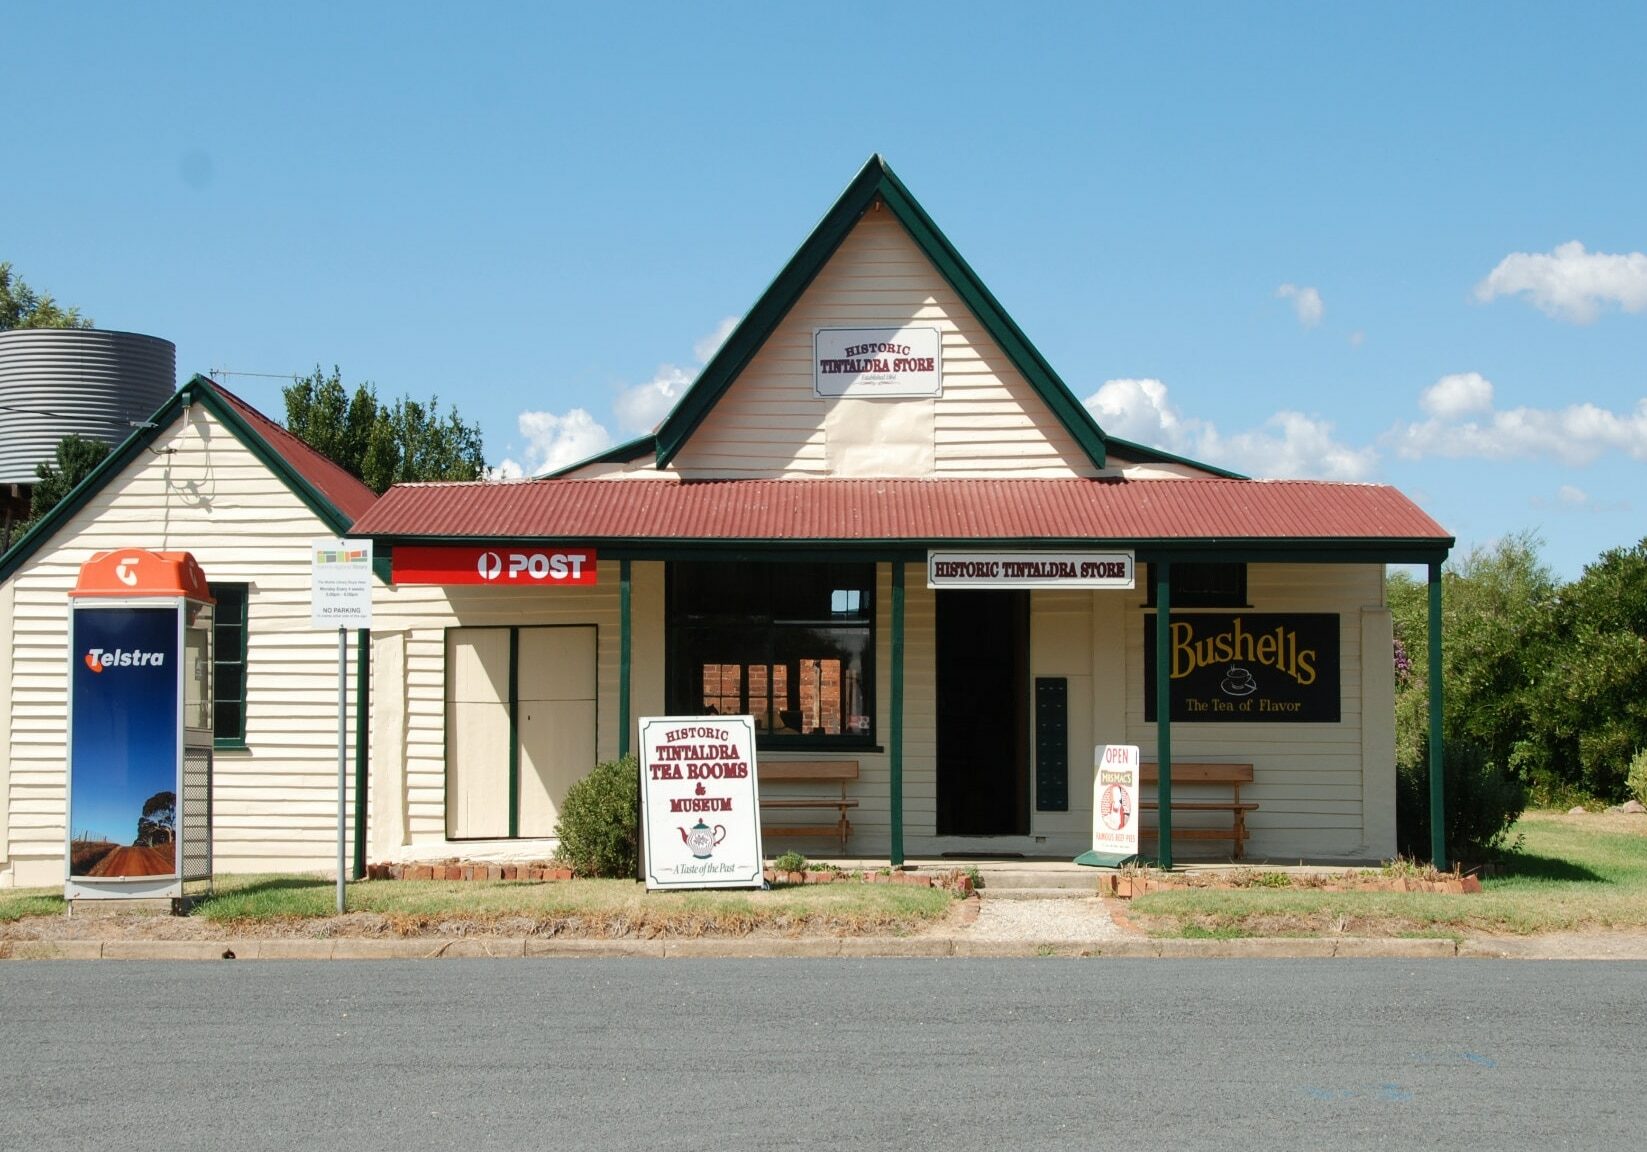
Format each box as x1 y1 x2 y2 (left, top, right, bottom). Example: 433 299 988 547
310 539 373 913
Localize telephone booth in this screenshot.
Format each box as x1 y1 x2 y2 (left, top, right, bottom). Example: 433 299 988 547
65 549 215 902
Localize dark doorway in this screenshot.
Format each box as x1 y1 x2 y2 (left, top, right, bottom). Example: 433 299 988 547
936 589 1029 836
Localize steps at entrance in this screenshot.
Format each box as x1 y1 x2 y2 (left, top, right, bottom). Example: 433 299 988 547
967 865 1102 900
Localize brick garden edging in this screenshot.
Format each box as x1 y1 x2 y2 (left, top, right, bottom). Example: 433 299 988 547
366 862 975 894
368 862 574 882
1102 870 1483 900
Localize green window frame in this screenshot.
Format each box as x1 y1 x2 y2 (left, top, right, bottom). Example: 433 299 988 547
212 583 249 749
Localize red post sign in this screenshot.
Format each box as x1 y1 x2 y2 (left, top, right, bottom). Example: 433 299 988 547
391 545 597 586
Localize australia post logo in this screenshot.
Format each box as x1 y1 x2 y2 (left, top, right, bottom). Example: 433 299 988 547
84 647 166 673
392 545 598 587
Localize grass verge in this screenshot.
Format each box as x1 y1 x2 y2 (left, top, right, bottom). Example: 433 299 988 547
1128 810 1647 939
190 873 958 937
0 888 63 922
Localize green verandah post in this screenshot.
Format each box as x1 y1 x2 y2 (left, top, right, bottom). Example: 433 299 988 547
1428 560 1447 870
619 559 632 760
1154 560 1173 870
890 560 905 867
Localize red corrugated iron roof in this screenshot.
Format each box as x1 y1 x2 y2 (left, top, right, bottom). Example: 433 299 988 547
352 477 1451 550
208 380 378 524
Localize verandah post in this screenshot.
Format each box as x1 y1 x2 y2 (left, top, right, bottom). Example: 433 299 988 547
1428 560 1447 870
890 559 905 867
1155 560 1173 870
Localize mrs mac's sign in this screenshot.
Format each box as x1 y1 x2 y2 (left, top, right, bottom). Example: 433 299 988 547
1143 613 1341 723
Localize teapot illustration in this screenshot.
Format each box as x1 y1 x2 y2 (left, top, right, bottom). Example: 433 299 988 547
680 820 727 859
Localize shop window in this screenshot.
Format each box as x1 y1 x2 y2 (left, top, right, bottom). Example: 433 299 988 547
1145 562 1248 608
667 562 874 748
211 583 248 748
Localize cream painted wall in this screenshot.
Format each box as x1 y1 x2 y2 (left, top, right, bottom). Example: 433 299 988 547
1 405 366 886
668 210 1097 480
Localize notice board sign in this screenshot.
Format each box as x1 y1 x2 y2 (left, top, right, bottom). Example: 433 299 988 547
310 538 373 629
639 715 764 890
1143 613 1340 722
1092 744 1140 859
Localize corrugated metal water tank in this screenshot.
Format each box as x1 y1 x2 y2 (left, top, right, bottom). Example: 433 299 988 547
0 329 177 484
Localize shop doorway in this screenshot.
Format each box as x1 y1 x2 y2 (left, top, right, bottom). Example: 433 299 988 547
936 589 1029 836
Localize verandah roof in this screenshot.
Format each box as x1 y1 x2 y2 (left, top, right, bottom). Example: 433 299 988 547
351 476 1452 559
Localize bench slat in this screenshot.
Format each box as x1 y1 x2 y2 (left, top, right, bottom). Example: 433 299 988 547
1139 762 1252 784
760 799 859 809
760 761 859 782
1139 802 1258 812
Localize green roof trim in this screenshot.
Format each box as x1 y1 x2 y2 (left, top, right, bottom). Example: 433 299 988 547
653 154 1114 471
543 433 657 478
1 375 359 583
1104 435 1247 480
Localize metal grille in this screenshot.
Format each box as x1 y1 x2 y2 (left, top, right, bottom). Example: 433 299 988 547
181 746 213 881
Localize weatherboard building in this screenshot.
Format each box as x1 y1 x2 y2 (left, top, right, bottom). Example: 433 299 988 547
351 156 1453 868
0 156 1454 885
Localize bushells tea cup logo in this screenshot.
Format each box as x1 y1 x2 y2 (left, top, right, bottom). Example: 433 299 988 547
476 551 503 580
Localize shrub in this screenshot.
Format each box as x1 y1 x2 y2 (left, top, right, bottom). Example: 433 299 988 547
771 851 808 873
1397 737 1527 863
1628 749 1647 807
553 755 639 878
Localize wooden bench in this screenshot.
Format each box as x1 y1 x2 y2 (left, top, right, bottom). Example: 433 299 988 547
1139 762 1258 860
758 761 859 855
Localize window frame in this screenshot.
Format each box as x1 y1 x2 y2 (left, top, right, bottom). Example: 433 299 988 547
211 582 249 750
1144 562 1249 608
666 561 877 751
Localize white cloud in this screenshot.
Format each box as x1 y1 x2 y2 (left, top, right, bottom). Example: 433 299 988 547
612 365 694 435
1419 372 1494 419
493 317 744 475
1276 283 1324 328
1386 372 1647 465
495 407 614 478
1347 329 1366 348
693 315 740 364
1556 484 1589 506
1082 377 1375 481
1474 241 1647 324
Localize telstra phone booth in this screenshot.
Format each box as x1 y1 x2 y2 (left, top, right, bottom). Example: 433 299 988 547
65 549 215 903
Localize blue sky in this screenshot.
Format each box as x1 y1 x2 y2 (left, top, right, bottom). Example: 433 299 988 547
6 2 1643 579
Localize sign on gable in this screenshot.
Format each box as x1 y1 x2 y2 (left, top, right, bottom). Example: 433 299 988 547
815 326 941 398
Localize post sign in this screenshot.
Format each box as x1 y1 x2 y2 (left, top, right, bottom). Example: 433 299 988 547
928 550 1135 590
310 538 373 628
1092 744 1141 860
815 326 942 397
638 715 764 889
391 544 597 586
1144 613 1341 722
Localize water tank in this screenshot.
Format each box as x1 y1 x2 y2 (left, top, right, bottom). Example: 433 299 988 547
0 329 177 485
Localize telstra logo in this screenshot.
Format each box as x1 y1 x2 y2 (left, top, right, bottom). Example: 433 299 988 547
84 648 166 673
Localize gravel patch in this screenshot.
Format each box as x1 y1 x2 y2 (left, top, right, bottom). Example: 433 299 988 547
961 897 1130 942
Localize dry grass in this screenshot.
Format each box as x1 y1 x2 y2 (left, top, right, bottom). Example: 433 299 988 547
1129 810 1647 939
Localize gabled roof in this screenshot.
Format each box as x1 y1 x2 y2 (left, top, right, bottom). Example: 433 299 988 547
652 154 1118 472
1 374 376 582
352 477 1453 562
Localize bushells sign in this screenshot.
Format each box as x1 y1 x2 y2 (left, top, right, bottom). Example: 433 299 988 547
1144 613 1341 723
638 715 765 890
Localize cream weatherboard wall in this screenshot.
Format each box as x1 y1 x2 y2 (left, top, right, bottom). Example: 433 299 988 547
668 210 1098 480
0 404 365 887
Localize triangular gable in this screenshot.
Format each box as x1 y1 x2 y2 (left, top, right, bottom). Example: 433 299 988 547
1 375 375 583
654 154 1112 471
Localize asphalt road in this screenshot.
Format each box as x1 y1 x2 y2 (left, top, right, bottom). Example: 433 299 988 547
2 959 1642 1152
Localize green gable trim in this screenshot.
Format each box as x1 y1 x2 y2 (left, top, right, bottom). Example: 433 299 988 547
1104 435 1247 480
1 375 361 584
653 155 1112 471
543 433 657 478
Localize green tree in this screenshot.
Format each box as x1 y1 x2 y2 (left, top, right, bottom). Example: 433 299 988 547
283 366 485 494
0 261 93 330
136 791 177 847
16 434 111 537
1522 539 1647 799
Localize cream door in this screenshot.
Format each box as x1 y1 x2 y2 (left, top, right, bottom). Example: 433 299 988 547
445 628 512 838
517 626 598 837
